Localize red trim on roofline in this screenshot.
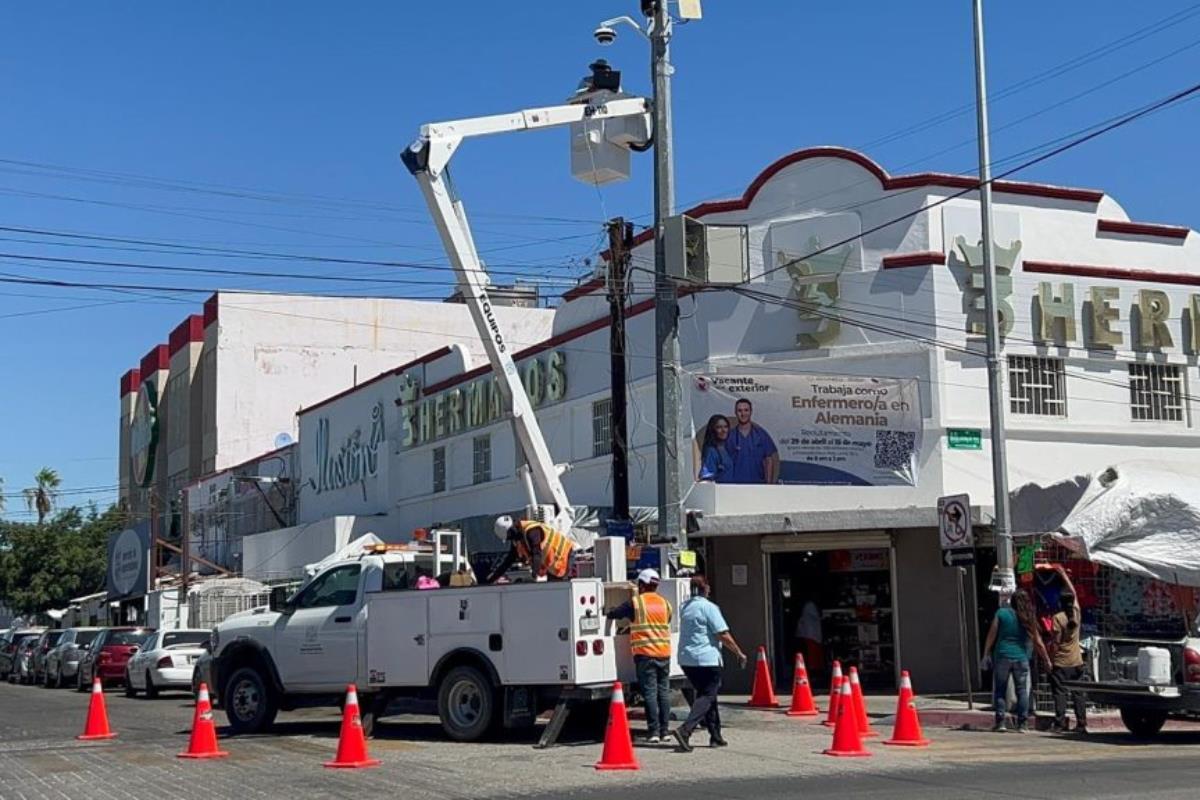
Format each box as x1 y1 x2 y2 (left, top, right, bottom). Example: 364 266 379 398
139 344 169 376
203 294 219 327
562 277 605 302
563 146 1105 301
1097 219 1190 241
299 345 455 415
169 315 205 356
881 251 947 269
120 368 141 396
1024 260 1200 287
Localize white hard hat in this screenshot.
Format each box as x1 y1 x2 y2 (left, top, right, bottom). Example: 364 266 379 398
494 515 515 541
637 568 661 585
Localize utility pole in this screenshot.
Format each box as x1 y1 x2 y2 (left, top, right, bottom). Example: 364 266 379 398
606 218 633 523
649 0 683 546
179 489 190 626
972 0 1014 595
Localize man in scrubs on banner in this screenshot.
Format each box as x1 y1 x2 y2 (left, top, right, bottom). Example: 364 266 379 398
729 398 779 484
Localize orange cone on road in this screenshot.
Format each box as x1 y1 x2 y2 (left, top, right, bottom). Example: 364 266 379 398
324 685 381 769
178 683 229 759
77 677 117 741
823 679 870 757
848 666 878 738
785 653 820 717
884 670 930 747
823 661 844 728
595 681 639 771
747 646 780 708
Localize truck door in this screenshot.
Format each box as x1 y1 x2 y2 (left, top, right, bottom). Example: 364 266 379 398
276 564 362 690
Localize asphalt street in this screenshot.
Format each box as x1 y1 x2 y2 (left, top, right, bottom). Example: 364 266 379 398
2 680 1200 800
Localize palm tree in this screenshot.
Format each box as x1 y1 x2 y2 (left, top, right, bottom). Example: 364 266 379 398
23 467 61 524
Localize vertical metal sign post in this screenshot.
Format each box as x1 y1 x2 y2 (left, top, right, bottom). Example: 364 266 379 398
940 494 977 708
971 0 1015 596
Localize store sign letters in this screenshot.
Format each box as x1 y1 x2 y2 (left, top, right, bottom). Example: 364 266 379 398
398 351 567 448
309 400 385 499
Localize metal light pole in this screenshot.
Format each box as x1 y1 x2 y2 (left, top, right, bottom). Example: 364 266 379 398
649 0 683 546
971 0 1015 595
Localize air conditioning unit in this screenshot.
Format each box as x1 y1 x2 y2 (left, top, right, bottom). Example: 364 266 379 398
663 215 750 285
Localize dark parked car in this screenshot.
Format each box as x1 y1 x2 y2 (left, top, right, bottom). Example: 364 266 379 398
31 630 65 685
44 627 101 688
1 629 46 682
75 627 153 690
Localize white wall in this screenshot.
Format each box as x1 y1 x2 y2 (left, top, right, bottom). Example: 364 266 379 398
241 516 382 581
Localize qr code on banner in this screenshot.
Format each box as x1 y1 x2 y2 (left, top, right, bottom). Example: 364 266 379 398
874 430 915 470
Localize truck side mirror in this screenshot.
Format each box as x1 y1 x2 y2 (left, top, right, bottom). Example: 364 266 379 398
269 586 293 614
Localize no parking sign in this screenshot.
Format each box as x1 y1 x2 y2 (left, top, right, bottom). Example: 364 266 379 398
938 494 975 567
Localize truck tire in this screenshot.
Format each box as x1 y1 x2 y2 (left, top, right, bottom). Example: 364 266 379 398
437 665 496 742
1120 707 1168 738
223 667 278 735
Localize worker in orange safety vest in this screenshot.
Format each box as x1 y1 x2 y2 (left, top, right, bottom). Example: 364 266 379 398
607 568 674 743
484 515 576 583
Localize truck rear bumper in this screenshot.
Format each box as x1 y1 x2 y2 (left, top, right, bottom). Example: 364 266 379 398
1066 680 1200 709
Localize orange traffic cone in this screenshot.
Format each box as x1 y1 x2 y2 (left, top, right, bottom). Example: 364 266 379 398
595 681 639 771
178 683 229 759
324 685 381 769
747 646 780 708
77 677 117 740
848 666 878 738
823 678 870 757
822 661 844 728
785 653 820 717
884 670 930 747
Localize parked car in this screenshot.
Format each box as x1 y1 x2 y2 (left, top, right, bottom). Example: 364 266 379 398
125 629 210 698
75 627 153 690
15 637 41 684
31 630 65 686
44 627 101 688
0 629 46 681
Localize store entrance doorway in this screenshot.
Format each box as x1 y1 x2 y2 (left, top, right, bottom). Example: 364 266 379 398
770 547 896 691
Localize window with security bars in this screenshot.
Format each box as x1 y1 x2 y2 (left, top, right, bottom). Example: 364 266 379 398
432 447 446 493
592 398 613 458
1128 363 1184 422
1008 356 1067 416
472 435 491 484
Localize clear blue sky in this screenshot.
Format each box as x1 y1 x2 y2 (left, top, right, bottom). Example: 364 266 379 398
1 1 1198 517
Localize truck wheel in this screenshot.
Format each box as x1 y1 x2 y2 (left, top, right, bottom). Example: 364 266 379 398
223 667 278 735
1120 707 1167 738
437 665 496 742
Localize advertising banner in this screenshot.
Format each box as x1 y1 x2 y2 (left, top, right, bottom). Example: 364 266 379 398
690 373 922 487
107 521 152 601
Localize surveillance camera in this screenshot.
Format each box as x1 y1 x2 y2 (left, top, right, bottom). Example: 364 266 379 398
593 25 617 45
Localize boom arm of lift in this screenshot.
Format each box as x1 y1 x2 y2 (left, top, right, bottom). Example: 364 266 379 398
401 95 651 545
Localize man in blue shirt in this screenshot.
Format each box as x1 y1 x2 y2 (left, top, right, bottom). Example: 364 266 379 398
728 399 779 484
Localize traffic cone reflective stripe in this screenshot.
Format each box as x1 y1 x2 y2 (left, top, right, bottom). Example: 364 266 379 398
848 667 878 738
595 681 639 771
179 683 229 759
823 679 870 757
884 670 930 747
822 661 843 727
785 653 820 717
77 677 117 740
324 685 381 769
747 646 780 708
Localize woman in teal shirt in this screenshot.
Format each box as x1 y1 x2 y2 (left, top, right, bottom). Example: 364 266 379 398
981 590 1050 732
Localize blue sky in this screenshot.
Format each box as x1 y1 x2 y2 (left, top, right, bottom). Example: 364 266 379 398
1 1 1198 517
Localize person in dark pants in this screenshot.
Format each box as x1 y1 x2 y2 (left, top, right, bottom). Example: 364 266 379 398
607 568 673 743
1049 589 1088 733
672 576 748 752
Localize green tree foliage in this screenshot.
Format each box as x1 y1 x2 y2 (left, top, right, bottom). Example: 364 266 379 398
0 504 126 616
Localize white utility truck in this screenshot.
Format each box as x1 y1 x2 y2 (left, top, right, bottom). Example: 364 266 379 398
213 64 688 742
211 533 687 741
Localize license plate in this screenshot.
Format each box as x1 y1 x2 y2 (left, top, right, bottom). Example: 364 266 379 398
580 616 600 634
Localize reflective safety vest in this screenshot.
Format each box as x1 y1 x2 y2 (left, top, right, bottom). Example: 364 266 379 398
514 521 574 579
630 592 672 658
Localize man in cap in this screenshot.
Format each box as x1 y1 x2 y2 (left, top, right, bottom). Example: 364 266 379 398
484 515 576 584
607 568 673 743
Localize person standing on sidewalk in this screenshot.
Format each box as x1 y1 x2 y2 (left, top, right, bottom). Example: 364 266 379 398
1049 590 1088 734
607 568 673 743
672 576 748 752
981 589 1051 732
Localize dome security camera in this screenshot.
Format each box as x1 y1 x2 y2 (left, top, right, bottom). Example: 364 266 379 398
593 25 617 45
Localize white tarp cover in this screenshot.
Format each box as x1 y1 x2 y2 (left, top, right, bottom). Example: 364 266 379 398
304 532 385 577
1051 461 1200 587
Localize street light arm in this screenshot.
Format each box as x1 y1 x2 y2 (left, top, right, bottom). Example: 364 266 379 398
600 15 651 40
